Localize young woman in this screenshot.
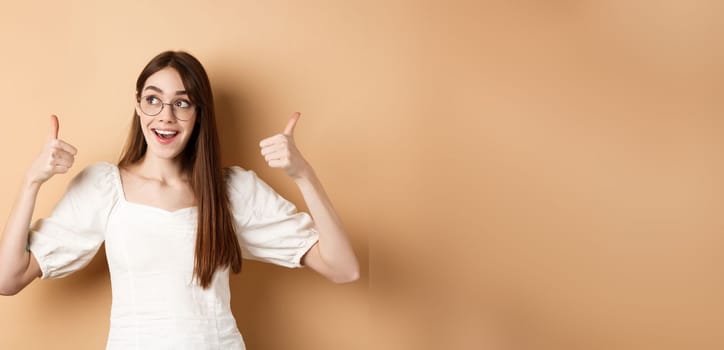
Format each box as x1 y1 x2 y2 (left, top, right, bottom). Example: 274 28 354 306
0 51 359 349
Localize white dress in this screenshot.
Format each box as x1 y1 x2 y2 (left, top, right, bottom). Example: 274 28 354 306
27 162 320 349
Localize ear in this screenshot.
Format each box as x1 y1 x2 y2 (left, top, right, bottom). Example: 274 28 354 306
134 92 142 117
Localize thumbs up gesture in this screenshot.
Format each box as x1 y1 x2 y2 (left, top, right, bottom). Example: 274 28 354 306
259 112 311 179
25 115 78 185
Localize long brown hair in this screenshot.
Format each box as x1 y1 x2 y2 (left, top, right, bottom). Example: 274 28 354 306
118 51 242 289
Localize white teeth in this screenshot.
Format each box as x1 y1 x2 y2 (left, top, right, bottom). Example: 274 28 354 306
154 129 178 136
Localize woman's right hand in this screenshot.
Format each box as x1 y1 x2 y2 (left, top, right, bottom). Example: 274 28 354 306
25 115 78 185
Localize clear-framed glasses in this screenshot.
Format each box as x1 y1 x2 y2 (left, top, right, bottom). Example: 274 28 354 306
137 94 197 121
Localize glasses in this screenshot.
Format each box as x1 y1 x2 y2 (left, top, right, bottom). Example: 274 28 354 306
137 94 197 121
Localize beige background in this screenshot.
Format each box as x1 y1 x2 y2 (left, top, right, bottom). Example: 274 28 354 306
1 1 723 349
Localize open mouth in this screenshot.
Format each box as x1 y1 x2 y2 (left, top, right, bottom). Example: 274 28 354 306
152 128 179 143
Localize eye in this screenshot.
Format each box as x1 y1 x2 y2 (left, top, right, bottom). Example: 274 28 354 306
144 95 161 105
174 99 192 108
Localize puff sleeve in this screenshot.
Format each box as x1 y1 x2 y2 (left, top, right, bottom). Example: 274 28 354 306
27 162 119 279
225 166 320 268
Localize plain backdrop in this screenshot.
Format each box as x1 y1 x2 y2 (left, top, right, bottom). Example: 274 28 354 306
1 1 723 349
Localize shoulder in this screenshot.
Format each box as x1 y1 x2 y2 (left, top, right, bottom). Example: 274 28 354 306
223 165 265 188
224 165 259 193
66 161 118 194
223 166 297 220
223 165 252 180
82 161 116 176
223 165 277 201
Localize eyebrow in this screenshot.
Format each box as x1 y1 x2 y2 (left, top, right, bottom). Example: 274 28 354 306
143 85 188 95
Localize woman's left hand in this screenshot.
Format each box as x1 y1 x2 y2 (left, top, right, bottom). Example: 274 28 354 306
259 112 311 179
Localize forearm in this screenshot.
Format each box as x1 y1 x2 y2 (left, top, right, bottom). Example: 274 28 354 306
0 179 40 285
1 115 75 294
293 167 359 278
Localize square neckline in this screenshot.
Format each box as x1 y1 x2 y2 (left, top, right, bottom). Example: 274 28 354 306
108 163 198 216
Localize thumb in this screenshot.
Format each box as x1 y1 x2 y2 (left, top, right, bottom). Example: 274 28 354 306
283 112 301 136
48 114 59 140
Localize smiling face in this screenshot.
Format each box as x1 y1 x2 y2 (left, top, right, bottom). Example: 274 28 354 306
134 67 197 161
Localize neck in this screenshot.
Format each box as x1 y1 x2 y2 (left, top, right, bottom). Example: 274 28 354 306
135 154 188 183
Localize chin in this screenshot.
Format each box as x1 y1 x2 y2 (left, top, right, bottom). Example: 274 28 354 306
145 145 185 160
143 137 189 161
154 150 184 160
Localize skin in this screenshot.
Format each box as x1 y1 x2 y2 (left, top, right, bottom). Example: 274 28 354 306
0 67 358 295
0 114 75 295
259 112 360 283
121 67 198 212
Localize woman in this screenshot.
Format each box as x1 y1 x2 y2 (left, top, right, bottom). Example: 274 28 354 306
0 51 359 349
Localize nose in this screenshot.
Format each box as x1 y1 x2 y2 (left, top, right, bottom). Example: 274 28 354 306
156 103 178 123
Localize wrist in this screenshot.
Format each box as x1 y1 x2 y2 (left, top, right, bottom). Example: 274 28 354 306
22 175 43 192
292 165 315 183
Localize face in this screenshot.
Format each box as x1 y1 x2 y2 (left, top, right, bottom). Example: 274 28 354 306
135 67 197 161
